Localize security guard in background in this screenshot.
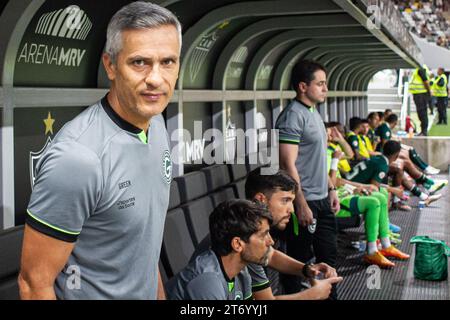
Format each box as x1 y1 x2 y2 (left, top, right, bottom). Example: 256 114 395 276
429 73 436 115
409 64 432 136
431 68 448 125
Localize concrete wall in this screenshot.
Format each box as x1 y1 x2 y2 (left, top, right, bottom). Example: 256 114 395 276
402 137 450 172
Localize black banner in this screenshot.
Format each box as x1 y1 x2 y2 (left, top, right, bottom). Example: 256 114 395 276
14 0 129 87
14 107 86 225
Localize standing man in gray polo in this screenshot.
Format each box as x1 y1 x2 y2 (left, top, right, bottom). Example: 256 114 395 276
275 60 340 299
18 2 181 299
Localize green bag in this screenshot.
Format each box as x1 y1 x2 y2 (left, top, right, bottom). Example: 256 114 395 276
410 236 450 281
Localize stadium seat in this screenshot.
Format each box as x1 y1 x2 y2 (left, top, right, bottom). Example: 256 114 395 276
336 215 361 231
0 226 24 300
182 197 214 246
201 164 231 192
168 179 181 210
227 164 248 181
161 208 196 278
210 187 236 207
173 170 208 204
231 179 246 199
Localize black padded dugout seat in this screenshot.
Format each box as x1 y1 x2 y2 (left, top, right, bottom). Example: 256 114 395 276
173 170 208 204
227 164 248 181
210 187 236 207
201 164 231 192
168 179 181 210
161 208 196 277
0 226 24 300
182 196 215 246
337 215 361 231
231 179 246 199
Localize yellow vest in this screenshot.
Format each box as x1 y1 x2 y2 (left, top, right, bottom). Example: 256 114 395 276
328 143 351 173
431 74 448 97
363 135 374 152
409 68 428 94
357 135 371 159
347 132 370 159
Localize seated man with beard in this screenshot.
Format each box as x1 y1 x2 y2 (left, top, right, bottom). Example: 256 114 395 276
166 199 272 300
189 168 342 300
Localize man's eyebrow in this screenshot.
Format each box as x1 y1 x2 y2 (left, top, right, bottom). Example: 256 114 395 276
127 54 179 61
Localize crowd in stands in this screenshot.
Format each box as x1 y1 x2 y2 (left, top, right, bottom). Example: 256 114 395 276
395 0 450 49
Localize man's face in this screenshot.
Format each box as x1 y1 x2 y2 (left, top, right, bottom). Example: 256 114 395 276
362 123 370 135
368 115 380 129
301 70 328 104
103 25 180 126
326 127 333 142
241 219 274 267
389 120 398 129
266 190 295 231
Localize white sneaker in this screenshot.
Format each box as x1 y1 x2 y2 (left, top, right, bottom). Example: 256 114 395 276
429 179 448 195
424 166 440 175
425 194 442 206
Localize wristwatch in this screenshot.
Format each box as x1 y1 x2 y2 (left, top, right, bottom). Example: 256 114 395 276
328 186 337 192
302 263 313 278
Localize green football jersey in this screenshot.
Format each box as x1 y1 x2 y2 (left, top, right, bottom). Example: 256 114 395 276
367 128 376 145
375 123 391 141
375 123 391 152
346 131 360 155
345 155 389 184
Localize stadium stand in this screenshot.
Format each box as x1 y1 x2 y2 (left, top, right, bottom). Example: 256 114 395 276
397 0 450 49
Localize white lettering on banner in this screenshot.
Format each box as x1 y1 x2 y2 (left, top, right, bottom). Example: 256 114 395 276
17 42 86 67
184 139 206 162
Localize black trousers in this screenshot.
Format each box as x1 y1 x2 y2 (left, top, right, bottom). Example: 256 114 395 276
437 97 448 124
413 93 429 135
280 197 338 299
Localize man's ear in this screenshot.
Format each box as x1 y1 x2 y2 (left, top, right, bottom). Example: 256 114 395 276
231 237 244 253
253 192 267 204
298 82 308 94
102 53 116 81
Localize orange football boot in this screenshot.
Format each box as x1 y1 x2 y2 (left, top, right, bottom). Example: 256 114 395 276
379 245 410 260
363 251 395 268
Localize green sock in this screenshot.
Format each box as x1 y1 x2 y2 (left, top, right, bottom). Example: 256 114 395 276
410 185 423 197
409 149 428 170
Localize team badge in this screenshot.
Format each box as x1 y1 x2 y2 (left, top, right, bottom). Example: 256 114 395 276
30 136 52 188
378 172 386 180
162 150 172 184
308 218 317 234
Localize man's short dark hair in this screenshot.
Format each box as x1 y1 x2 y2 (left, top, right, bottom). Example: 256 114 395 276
210 199 273 256
384 109 392 116
383 140 401 157
385 113 398 124
349 117 363 131
245 167 298 200
361 119 369 124
325 121 341 128
368 112 379 120
377 111 384 119
291 60 326 91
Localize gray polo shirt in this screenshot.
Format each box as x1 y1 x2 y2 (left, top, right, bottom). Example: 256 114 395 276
166 249 253 300
275 99 328 201
26 95 172 299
